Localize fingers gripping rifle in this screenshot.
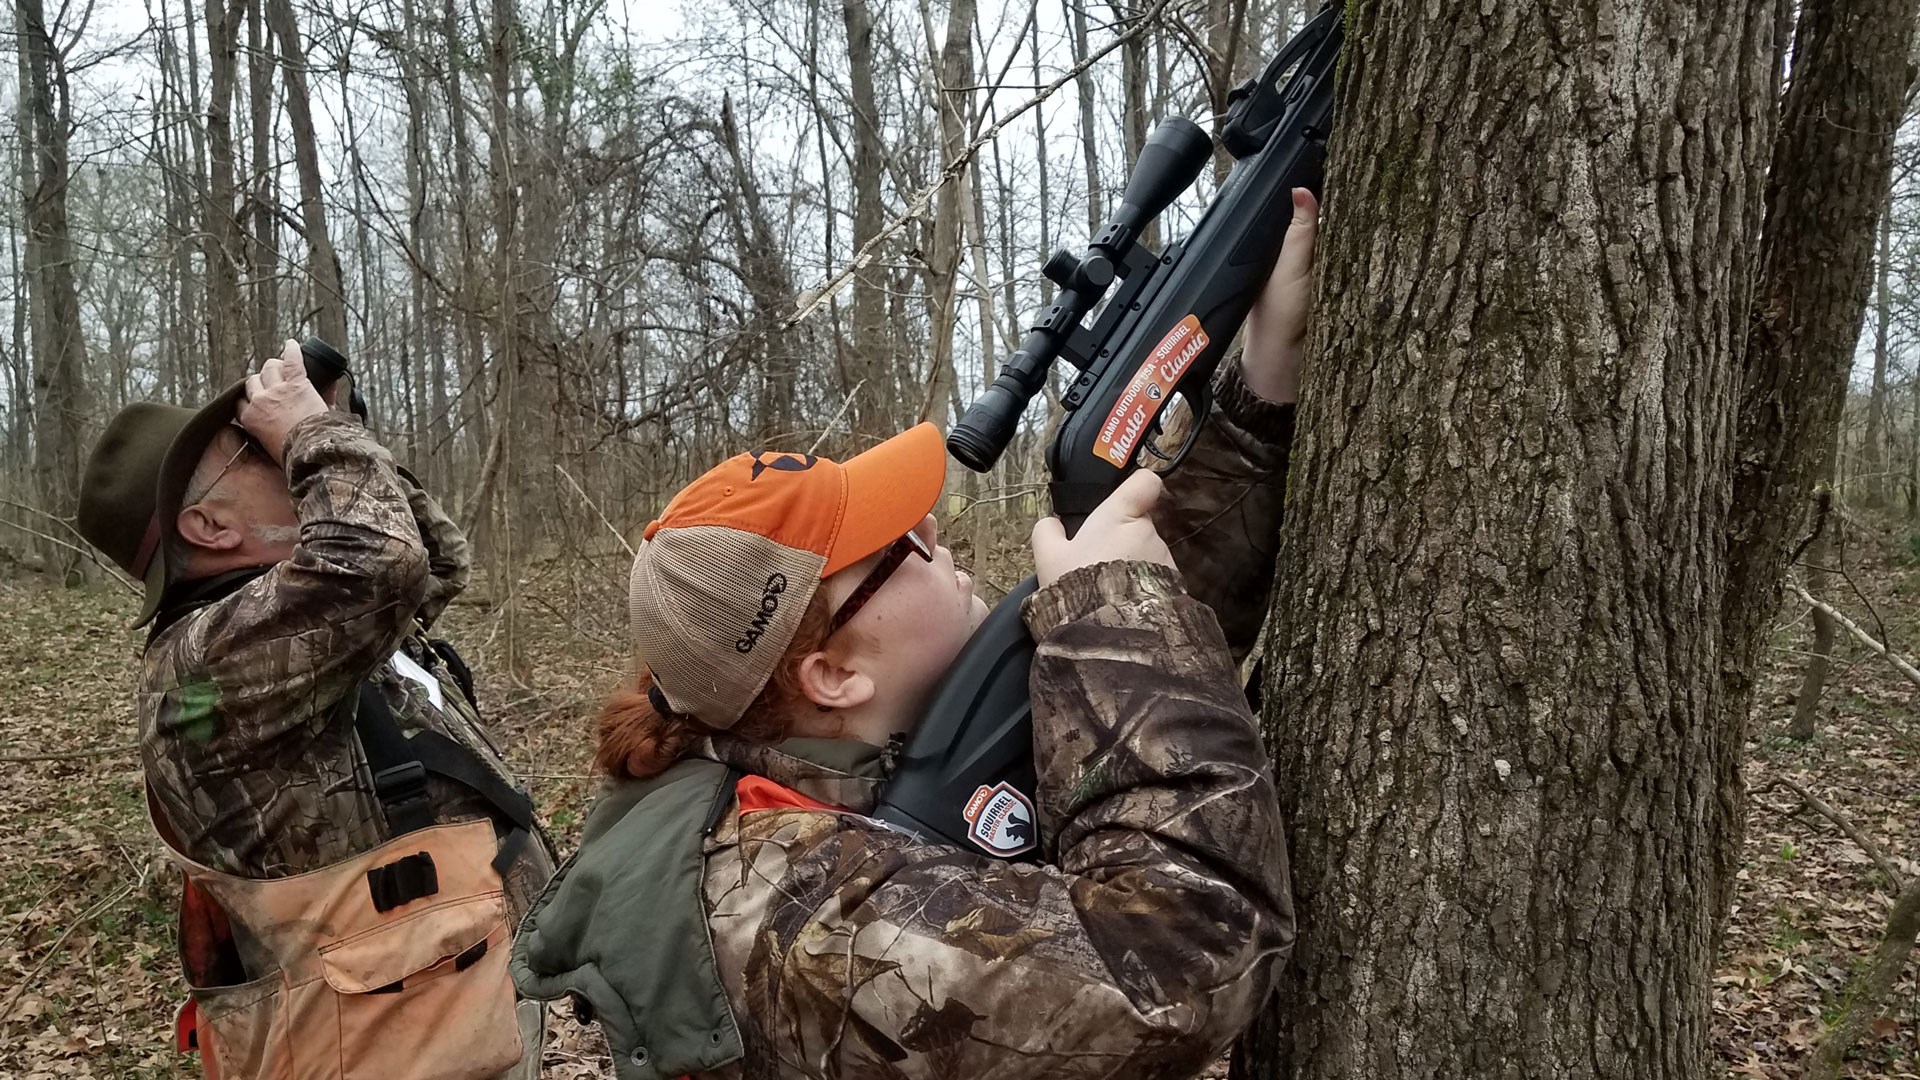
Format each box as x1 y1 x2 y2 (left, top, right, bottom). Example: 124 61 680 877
872 7 1341 859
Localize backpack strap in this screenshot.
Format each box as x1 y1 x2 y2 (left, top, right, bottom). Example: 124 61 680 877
353 681 537 880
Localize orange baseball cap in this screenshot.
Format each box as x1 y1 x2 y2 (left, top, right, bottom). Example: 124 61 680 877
629 423 947 728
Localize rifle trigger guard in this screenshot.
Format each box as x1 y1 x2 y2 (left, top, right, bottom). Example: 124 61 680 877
1140 382 1212 471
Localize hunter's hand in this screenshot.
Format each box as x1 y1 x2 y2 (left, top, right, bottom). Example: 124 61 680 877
1240 187 1319 403
1032 470 1175 588
238 339 328 463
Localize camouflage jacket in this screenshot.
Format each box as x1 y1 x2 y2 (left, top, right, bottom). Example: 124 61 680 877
529 361 1294 1079
138 413 554 973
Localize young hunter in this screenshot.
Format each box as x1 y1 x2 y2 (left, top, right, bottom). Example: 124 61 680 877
76 342 556 1080
510 190 1320 1079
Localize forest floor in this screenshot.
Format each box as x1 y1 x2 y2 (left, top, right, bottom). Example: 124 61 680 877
0 514 1917 1079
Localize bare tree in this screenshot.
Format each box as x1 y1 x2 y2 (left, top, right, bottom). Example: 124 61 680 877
15 0 90 574
264 0 349 347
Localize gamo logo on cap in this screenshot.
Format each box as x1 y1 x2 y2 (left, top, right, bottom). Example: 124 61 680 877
736 573 788 653
749 452 818 480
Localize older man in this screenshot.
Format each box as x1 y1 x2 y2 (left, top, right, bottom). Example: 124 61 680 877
78 340 553 1080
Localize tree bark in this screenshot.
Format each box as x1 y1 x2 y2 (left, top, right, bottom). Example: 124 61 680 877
202 0 248 383
1803 875 1920 1079
245 0 279 346
1722 0 1920 908
16 0 91 576
1862 198 1894 508
916 0 977 432
716 93 798 442
1788 487 1837 742
264 0 350 348
1237 0 1920 1074
1067 0 1103 235
842 0 890 438
1237 0 1784 1075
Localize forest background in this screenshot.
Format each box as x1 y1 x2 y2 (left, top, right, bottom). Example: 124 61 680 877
4 0 1920 1075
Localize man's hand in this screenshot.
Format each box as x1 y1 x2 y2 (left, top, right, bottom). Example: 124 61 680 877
1240 187 1320 404
1032 470 1175 588
238 339 329 463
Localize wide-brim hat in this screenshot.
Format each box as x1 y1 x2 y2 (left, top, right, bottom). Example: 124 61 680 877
630 423 948 729
78 381 248 626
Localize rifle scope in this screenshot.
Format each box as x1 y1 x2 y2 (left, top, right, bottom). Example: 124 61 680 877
947 117 1214 472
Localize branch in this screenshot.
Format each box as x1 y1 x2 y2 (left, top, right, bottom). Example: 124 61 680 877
782 0 1175 330
553 464 635 560
0 513 140 594
0 875 140 1028
0 743 138 763
1788 582 1920 693
1759 774 1906 893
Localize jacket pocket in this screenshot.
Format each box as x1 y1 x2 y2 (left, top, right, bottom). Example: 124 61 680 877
318 892 523 1080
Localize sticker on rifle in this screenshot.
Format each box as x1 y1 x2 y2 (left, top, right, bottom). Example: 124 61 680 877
963 781 1037 857
1092 315 1210 467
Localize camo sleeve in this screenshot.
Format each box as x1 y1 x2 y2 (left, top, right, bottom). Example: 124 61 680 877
1154 359 1295 663
705 561 1292 1080
397 468 471 630
142 414 429 805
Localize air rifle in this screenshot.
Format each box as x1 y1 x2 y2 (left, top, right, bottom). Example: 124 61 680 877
871 6 1341 858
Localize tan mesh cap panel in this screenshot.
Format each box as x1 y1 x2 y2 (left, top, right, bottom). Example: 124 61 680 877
630 524 827 729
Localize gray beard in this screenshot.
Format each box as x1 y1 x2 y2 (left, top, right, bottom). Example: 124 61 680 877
250 523 300 545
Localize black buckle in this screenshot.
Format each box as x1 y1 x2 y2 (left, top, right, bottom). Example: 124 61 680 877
373 761 433 833
367 852 439 913
374 760 428 801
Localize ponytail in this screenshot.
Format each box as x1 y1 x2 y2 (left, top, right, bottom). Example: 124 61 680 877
595 592 836 781
593 670 707 780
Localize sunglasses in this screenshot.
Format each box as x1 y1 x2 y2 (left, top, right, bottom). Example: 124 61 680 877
827 529 935 635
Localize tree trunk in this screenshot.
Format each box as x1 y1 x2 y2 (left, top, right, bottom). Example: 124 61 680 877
1803 875 1920 1079
916 0 976 432
1788 487 1838 742
17 0 91 576
246 0 279 346
1721 0 1920 908
1205 0 1248 184
264 0 350 348
1067 0 1103 234
202 0 247 383
1237 0 1783 1074
842 0 890 439
1862 199 1893 508
1236 0 1920 1074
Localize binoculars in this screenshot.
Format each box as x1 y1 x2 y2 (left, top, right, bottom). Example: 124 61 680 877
299 337 368 422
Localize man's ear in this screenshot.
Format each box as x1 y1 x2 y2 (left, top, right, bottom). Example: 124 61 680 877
176 503 243 552
795 650 874 712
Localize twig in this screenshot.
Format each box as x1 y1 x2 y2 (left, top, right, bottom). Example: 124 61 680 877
0 517 140 594
1789 583 1920 694
948 484 1042 516
554 464 635 560
1758 774 1906 893
809 380 866 455
0 877 140 1027
0 743 138 764
782 0 1175 331
1786 485 1833 568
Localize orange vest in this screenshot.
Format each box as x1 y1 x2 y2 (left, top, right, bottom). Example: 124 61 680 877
157 790 522 1080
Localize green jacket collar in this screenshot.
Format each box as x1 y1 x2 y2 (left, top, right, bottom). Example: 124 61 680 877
700 735 891 812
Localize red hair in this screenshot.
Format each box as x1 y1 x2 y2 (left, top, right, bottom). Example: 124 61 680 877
594 592 834 780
